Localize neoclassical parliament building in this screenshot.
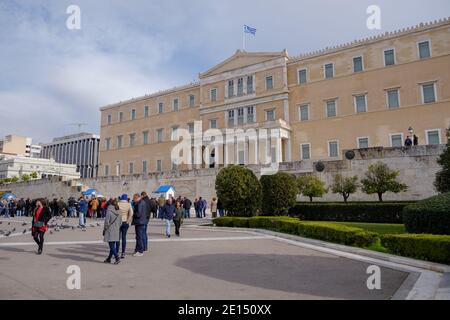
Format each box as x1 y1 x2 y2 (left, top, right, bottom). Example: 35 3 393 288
99 18 450 176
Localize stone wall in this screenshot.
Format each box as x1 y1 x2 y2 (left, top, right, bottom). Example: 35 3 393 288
1 145 445 202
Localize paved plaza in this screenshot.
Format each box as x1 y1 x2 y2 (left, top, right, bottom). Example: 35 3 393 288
0 216 445 300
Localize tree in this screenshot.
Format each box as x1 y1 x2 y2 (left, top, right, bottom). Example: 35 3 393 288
30 172 38 179
215 165 262 217
434 127 450 193
10 176 19 183
361 161 408 202
331 174 359 203
297 175 327 202
20 174 30 182
260 172 298 216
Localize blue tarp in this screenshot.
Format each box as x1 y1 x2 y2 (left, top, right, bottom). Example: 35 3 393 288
154 185 175 193
1 193 17 200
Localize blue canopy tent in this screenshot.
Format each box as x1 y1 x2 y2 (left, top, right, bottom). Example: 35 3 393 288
82 189 99 197
1 193 17 200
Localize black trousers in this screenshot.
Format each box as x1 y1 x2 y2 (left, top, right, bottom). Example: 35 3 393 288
33 231 45 251
174 220 181 235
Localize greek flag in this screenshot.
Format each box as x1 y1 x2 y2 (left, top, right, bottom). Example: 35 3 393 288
243 24 256 36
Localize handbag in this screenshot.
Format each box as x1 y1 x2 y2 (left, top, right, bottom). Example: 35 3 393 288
33 220 45 228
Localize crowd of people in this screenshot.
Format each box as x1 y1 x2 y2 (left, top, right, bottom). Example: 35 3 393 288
1 193 225 264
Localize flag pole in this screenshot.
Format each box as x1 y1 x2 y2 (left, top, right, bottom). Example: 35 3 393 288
242 26 246 51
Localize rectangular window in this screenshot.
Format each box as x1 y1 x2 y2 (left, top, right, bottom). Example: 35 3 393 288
298 69 307 84
158 102 164 114
144 106 149 117
172 162 178 170
173 98 179 111
247 76 254 93
189 95 195 107
324 63 334 79
266 76 273 90
301 143 311 160
105 138 111 150
104 165 109 176
247 106 255 123
328 141 339 158
422 83 436 104
142 131 149 145
384 49 395 66
326 100 337 118
228 110 235 127
353 56 363 72
390 134 403 147
299 104 309 121
131 109 136 120
129 162 134 174
426 130 440 145
358 137 369 149
387 89 400 108
237 108 244 125
238 150 245 165
142 160 147 174
228 80 234 97
209 119 217 129
187 122 194 134
117 135 123 149
129 133 135 147
210 88 217 102
418 41 431 59
354 94 367 113
118 112 123 122
107 114 112 125
171 126 179 140
266 109 275 121
156 160 162 172
237 78 244 96
157 129 163 143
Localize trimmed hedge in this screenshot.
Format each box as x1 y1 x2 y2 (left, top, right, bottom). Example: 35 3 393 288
288 202 415 223
213 216 378 248
381 234 450 264
403 193 450 235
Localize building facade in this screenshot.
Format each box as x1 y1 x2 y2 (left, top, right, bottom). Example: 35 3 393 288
99 18 450 177
40 133 100 178
0 155 80 180
0 135 41 158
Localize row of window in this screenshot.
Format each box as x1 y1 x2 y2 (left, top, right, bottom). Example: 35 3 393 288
297 40 432 84
300 129 442 160
106 94 197 125
298 82 437 121
103 159 163 176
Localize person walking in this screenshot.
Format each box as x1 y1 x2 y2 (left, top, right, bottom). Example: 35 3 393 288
131 194 148 257
157 194 165 219
202 198 207 218
117 194 133 259
182 197 192 219
31 199 52 255
210 197 218 218
162 198 175 238
78 196 88 227
103 199 122 264
173 201 183 237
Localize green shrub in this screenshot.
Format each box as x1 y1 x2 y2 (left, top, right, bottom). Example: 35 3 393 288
260 172 298 216
215 165 262 217
288 202 410 223
361 162 408 201
381 234 450 264
403 193 450 235
213 217 378 248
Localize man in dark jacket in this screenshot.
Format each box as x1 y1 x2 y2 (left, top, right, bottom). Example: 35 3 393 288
182 197 192 219
140 192 153 252
132 194 149 256
162 198 175 238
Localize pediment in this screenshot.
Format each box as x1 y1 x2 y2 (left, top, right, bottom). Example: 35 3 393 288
200 50 288 78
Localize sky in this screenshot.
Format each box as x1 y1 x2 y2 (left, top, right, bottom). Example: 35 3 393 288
0 0 449 143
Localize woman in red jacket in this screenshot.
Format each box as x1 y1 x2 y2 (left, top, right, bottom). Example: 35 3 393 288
31 199 52 255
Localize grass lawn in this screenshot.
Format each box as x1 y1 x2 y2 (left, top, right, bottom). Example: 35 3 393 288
331 222 406 235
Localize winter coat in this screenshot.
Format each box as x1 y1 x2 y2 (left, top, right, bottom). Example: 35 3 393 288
210 199 218 213
162 203 175 220
132 200 149 226
173 207 183 222
103 205 122 242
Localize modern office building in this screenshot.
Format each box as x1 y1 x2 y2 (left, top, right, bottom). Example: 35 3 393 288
0 135 41 158
40 133 100 178
99 18 450 176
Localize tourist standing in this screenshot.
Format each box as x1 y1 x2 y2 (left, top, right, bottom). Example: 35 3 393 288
182 197 192 219
103 199 122 264
78 196 88 227
140 192 153 252
131 194 148 257
217 198 224 217
202 198 207 218
404 136 413 147
173 201 183 237
158 194 165 219
210 197 218 218
118 194 133 258
31 199 52 255
162 198 175 237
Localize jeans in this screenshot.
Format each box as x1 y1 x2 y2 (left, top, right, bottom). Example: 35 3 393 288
16 210 22 217
183 208 190 219
107 241 119 260
119 222 129 254
134 225 146 253
5 208 10 218
219 209 225 217
68 207 76 218
79 212 85 226
164 219 172 236
101 208 107 218
143 222 149 251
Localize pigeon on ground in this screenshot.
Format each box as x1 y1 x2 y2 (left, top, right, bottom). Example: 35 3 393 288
96 223 101 227
50 231 53 235
8 222 11 225
5 232 11 237
23 229 27 234
82 228 86 232
22 222 27 226
71 226 75 230
11 228 16 232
